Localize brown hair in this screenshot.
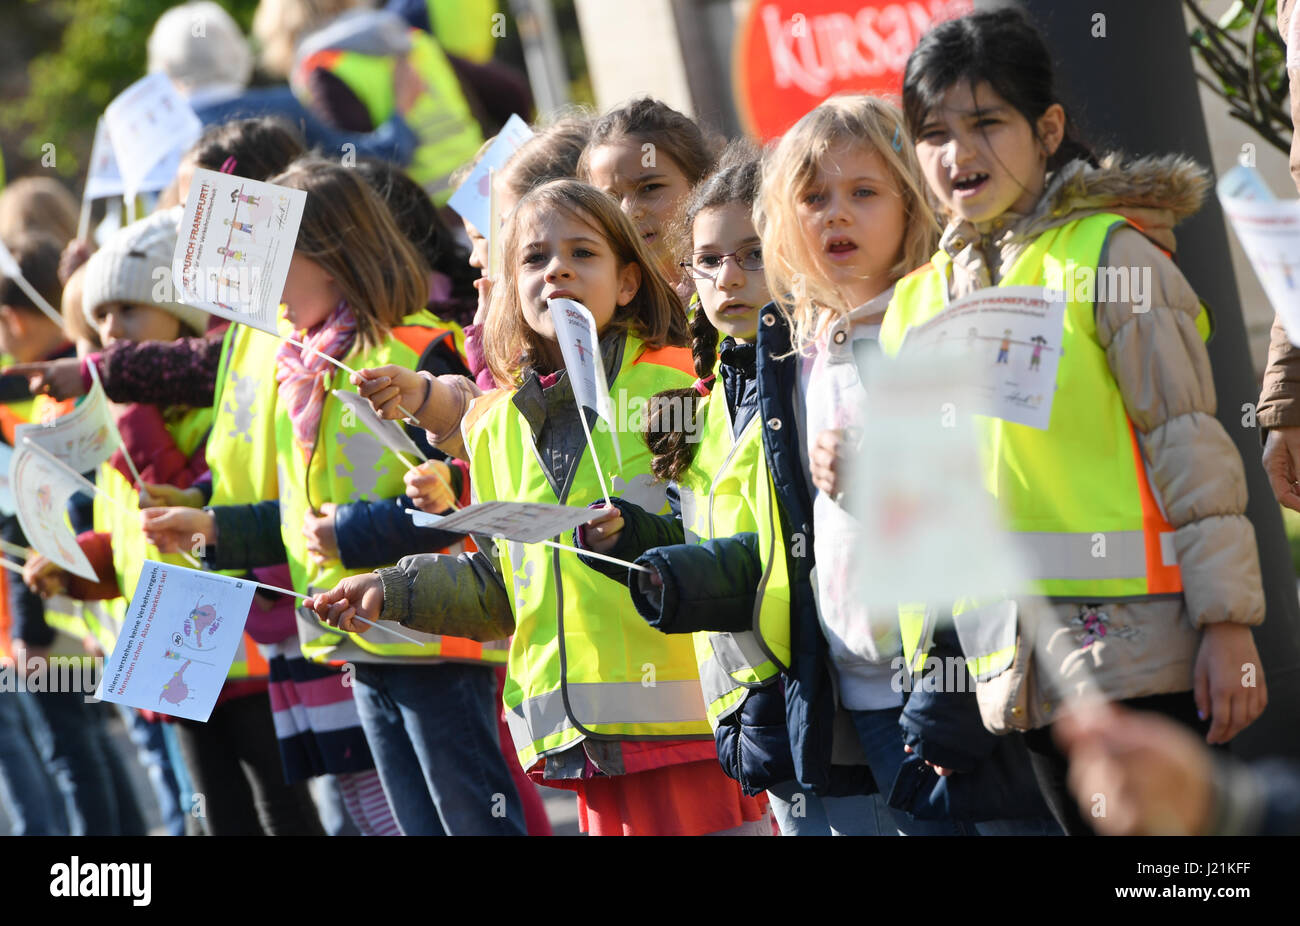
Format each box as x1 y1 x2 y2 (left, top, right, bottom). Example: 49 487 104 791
269 157 428 348
0 178 79 248
756 94 938 351
0 231 62 319
484 179 688 387
577 97 718 187
648 140 761 483
498 114 594 203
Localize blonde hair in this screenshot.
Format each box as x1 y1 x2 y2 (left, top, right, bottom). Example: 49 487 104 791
484 179 688 387
756 94 938 350
270 157 428 349
252 0 362 78
0 177 79 247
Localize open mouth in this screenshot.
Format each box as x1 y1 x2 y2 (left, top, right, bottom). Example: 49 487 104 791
952 171 990 194
826 237 858 255
546 290 578 302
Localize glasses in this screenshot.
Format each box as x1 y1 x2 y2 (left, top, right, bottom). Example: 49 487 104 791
680 245 764 280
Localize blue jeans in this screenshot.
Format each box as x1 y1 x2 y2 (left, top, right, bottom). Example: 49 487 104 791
849 706 967 836
353 662 525 836
26 691 141 835
0 692 68 835
115 705 185 836
766 779 895 835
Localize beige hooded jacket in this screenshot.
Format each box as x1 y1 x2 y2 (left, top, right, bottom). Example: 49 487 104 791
933 154 1265 729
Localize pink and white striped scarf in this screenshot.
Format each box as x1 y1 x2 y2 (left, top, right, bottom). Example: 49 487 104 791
275 300 357 461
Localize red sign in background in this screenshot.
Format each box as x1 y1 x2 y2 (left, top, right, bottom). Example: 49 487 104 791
733 0 974 140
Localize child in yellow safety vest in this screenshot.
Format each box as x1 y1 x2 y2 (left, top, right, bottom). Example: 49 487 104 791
887 8 1267 834
146 158 527 836
308 178 771 835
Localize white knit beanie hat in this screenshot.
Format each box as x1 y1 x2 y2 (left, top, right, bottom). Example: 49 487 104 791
147 1 253 94
81 207 208 336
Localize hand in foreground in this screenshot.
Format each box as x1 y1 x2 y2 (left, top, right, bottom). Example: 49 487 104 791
582 504 625 554
303 573 385 635
1194 622 1267 745
140 506 215 555
303 503 339 564
1262 427 1300 511
23 552 68 599
351 365 427 421
405 460 457 513
5 358 86 401
1056 701 1214 836
139 483 204 509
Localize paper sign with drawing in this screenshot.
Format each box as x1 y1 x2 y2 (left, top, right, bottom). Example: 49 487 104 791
103 73 202 201
10 445 99 582
15 378 118 474
548 298 622 465
408 502 602 545
1217 164 1300 346
846 350 1026 611
95 561 256 723
84 117 181 202
898 285 1065 431
447 113 533 238
172 167 306 334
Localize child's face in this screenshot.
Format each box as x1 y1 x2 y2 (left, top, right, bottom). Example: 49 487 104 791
796 145 907 308
92 302 182 347
463 217 488 274
514 206 640 343
688 203 765 343
281 253 343 331
914 80 1064 226
585 140 692 267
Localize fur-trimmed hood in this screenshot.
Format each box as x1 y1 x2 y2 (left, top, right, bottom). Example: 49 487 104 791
938 152 1212 270
1019 152 1211 240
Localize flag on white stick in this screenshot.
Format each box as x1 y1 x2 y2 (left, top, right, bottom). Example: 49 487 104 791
171 167 306 334
448 113 532 239
331 389 426 467
10 442 99 582
408 500 602 544
1217 164 1300 346
548 298 622 469
103 73 201 205
95 560 258 722
15 375 119 474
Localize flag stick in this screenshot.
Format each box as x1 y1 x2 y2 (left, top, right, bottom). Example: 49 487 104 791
284 335 457 501
541 538 651 574
0 539 29 561
87 363 145 491
577 406 612 507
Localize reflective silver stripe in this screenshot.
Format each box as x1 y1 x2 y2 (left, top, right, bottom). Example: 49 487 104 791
709 631 771 682
507 679 707 745
1017 530 1147 581
698 654 739 713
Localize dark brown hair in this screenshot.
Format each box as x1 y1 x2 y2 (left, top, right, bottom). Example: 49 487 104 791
647 140 760 483
269 157 429 348
499 115 594 203
577 97 718 188
0 231 62 319
484 179 688 386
